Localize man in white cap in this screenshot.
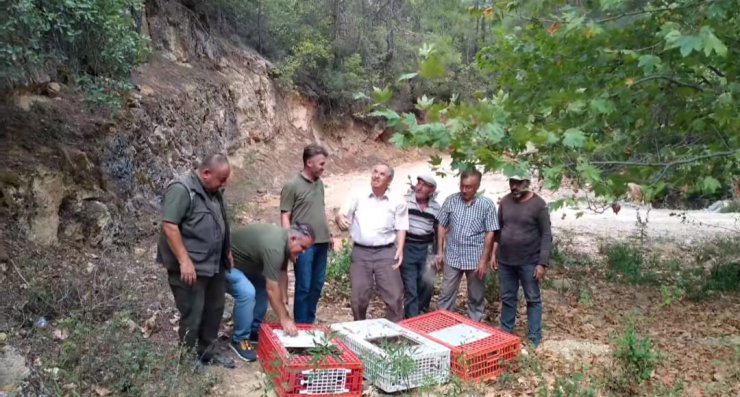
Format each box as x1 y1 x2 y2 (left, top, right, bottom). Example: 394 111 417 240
490 171 552 347
401 173 441 318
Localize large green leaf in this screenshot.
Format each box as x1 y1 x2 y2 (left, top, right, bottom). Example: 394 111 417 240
562 128 587 148
700 27 728 57
701 176 722 194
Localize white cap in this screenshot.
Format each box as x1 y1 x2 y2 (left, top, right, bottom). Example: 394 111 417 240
417 173 437 189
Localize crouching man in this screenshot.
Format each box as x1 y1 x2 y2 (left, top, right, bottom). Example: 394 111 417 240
226 223 315 361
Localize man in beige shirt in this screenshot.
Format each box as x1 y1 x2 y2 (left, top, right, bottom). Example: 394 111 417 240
336 163 409 321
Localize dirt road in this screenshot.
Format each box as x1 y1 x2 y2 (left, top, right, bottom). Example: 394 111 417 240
323 157 739 244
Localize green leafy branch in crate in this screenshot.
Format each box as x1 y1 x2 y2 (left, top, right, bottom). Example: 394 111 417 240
378 338 418 390
304 331 344 367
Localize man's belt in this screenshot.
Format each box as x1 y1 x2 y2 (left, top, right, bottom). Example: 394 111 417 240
353 242 394 249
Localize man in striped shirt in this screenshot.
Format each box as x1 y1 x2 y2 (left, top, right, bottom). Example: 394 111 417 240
435 169 499 321
401 173 441 318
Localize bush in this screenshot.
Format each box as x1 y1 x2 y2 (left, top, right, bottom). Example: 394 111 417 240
27 312 218 396
324 239 352 300
613 322 660 387
604 243 645 284
1 0 149 106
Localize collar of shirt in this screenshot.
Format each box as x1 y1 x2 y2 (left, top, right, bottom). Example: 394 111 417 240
299 172 320 184
367 188 390 200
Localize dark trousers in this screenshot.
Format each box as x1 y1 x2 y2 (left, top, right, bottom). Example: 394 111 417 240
168 270 225 359
499 263 543 346
400 241 433 318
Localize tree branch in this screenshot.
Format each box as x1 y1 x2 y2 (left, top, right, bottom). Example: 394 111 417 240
591 150 738 168
596 1 713 23
708 65 725 78
632 75 706 92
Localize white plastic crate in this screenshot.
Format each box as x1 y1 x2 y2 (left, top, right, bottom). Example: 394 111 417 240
330 318 450 393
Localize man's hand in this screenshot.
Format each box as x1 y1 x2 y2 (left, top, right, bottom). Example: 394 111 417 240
281 317 298 336
475 260 488 280
329 236 335 251
533 265 547 282
180 258 197 286
335 214 351 231
227 251 234 269
435 254 444 271
393 248 403 270
489 256 498 272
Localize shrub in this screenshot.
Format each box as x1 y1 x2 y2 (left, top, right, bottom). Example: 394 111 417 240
613 322 660 386
604 243 645 284
324 239 352 300
1 0 149 106
29 312 218 396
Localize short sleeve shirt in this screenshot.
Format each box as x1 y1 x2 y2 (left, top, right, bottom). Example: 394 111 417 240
437 193 499 270
162 184 190 224
231 224 289 282
280 174 331 243
340 188 409 246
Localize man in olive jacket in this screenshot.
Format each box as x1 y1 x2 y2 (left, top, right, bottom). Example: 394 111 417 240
157 153 235 368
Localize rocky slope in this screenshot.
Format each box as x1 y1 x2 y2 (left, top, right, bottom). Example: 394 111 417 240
0 1 425 393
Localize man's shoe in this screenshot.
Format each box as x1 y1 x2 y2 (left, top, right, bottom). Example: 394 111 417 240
230 340 257 362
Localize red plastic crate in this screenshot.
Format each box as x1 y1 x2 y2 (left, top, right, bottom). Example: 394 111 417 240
400 310 520 382
257 323 364 397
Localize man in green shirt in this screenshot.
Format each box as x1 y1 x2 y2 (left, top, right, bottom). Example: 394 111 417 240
156 153 235 368
280 144 332 324
226 223 315 361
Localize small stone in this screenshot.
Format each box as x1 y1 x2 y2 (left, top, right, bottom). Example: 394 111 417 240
124 319 138 333
0 332 7 343
52 329 69 341
45 82 62 97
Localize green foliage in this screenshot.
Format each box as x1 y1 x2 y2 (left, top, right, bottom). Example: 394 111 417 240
324 239 352 299
702 262 740 294
1 0 149 107
42 312 218 396
366 0 739 204
604 243 647 284
692 235 740 296
194 0 488 115
659 284 686 306
537 370 597 397
613 322 661 386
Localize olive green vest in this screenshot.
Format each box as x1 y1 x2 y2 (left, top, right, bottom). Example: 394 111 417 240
156 172 230 276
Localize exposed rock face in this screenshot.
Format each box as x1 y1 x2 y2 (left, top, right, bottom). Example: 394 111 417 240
0 0 320 246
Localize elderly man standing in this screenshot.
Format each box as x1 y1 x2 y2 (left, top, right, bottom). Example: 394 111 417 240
336 164 409 322
491 173 552 347
436 169 499 321
402 173 441 318
157 153 235 368
280 144 332 325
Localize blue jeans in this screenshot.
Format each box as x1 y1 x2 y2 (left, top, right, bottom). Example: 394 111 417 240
226 268 267 342
499 263 542 346
293 242 329 324
400 241 433 318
